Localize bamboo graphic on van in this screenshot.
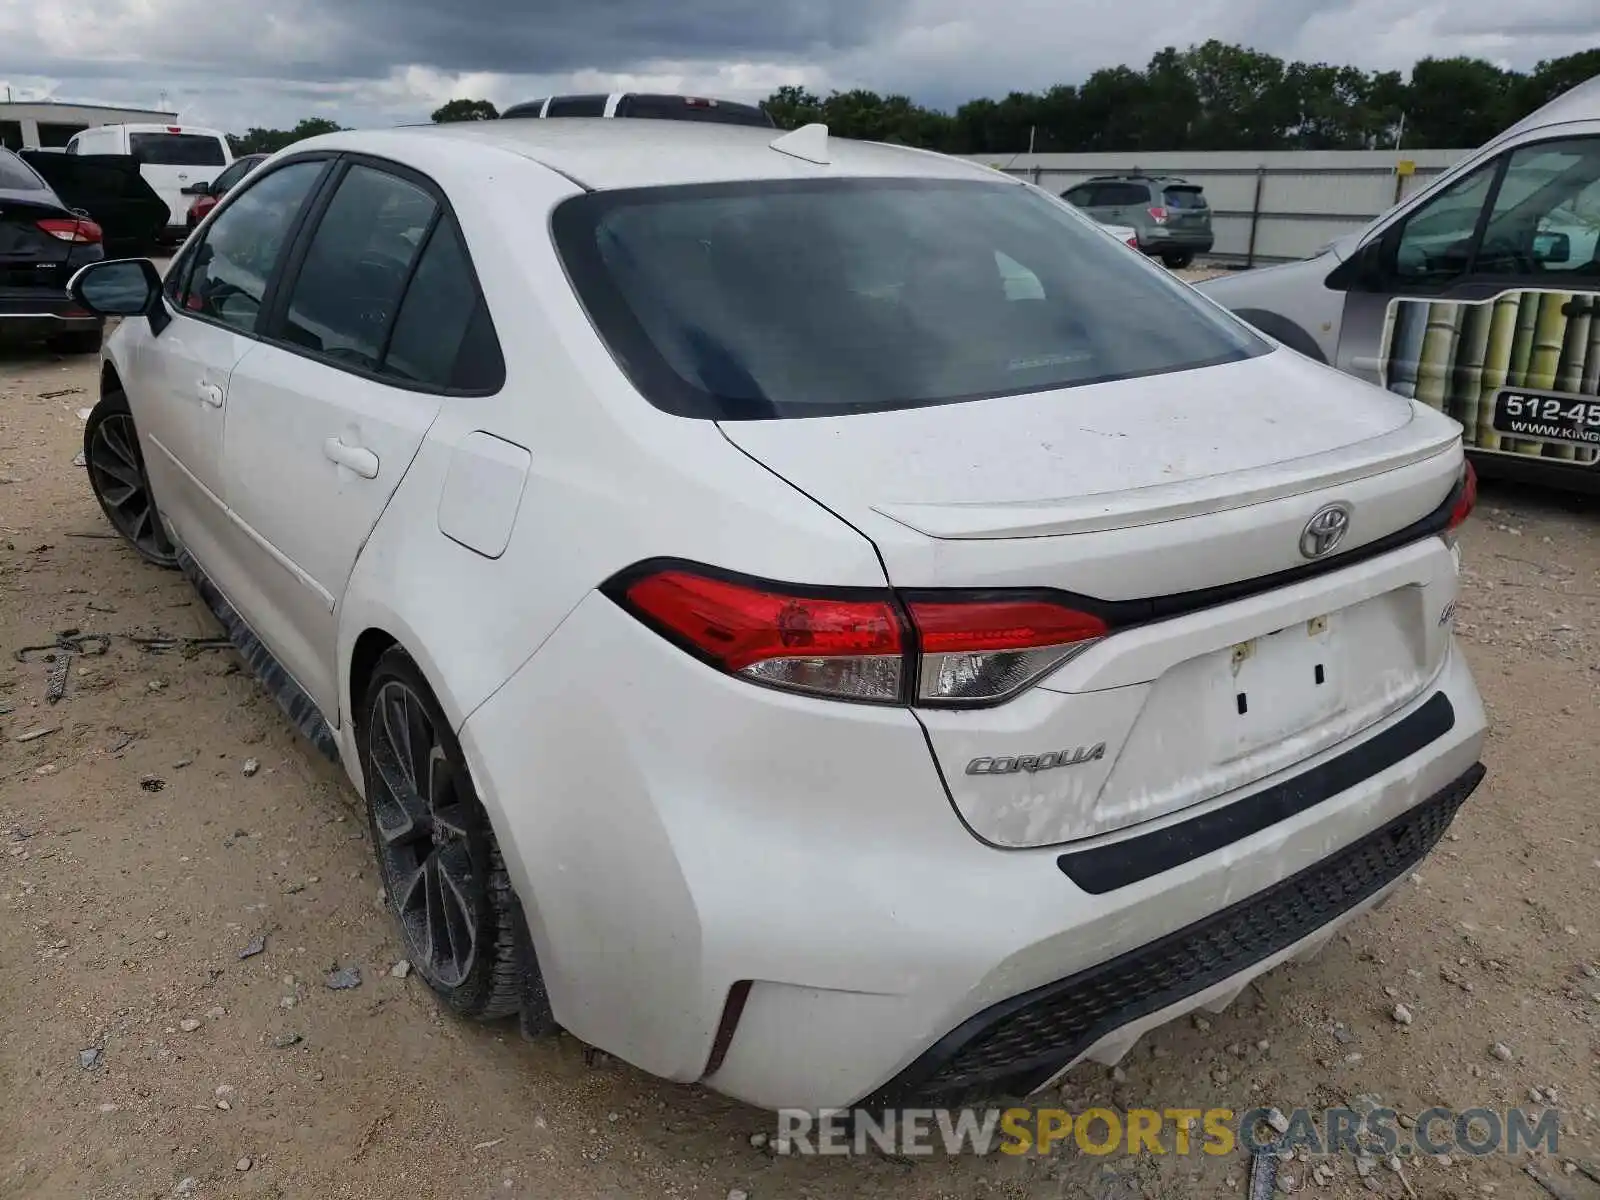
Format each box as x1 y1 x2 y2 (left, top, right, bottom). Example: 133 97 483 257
1379 291 1600 465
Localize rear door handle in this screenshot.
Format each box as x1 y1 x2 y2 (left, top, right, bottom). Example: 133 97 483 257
197 382 224 408
323 437 379 479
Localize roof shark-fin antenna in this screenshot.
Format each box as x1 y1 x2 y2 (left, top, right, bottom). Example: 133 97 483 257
770 123 831 165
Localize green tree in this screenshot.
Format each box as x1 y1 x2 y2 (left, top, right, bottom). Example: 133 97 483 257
757 42 1600 155
431 98 499 123
761 85 822 130
1404 57 1515 147
227 117 345 157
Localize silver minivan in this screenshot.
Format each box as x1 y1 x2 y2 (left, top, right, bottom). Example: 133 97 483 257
1200 75 1600 494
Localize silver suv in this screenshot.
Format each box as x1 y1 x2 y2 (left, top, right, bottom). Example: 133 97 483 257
1063 174 1214 268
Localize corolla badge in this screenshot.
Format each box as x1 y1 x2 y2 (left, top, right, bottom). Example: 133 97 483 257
1299 503 1352 560
966 744 1107 776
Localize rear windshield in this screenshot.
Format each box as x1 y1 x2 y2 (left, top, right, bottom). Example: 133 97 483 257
0 150 46 191
1163 185 1207 208
616 95 774 127
552 178 1264 420
129 133 227 166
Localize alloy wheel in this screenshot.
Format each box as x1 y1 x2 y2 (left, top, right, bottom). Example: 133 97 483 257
87 412 173 564
368 680 485 987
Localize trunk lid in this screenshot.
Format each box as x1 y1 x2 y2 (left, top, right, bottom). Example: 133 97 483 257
0 193 73 293
720 348 1466 847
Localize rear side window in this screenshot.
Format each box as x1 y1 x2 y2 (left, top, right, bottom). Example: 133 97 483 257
1096 182 1151 206
503 99 547 119
382 220 506 391
279 164 437 370
545 95 607 117
1163 186 1206 208
130 133 227 166
0 149 46 191
1062 185 1093 206
553 177 1265 420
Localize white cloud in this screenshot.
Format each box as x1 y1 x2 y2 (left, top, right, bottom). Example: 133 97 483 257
2 0 1598 132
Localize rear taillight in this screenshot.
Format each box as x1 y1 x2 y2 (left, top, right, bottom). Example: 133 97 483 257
611 565 1110 706
1147 206 1169 225
36 217 103 245
1125 234 1139 249
620 569 905 702
1443 460 1477 545
905 598 1107 704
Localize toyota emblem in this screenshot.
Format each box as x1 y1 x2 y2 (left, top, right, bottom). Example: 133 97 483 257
1299 504 1351 559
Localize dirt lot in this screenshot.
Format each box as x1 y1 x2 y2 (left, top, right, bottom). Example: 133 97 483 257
1 339 1598 1200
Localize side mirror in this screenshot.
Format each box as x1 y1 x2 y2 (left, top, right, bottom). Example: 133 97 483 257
68 259 170 334
1533 230 1572 265
180 181 211 196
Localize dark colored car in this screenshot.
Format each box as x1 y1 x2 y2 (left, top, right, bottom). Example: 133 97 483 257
1062 174 1214 269
185 152 269 229
0 147 106 354
19 150 169 256
502 92 775 128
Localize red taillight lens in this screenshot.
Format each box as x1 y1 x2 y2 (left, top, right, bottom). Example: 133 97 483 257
1148 206 1169 225
907 598 1107 704
37 217 102 244
621 570 905 701
1444 460 1477 539
1125 235 1139 249
613 566 1112 706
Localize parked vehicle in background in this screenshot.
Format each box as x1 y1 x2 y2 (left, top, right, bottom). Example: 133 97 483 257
20 149 169 255
1063 174 1214 268
66 124 232 242
1103 222 1140 250
186 153 269 230
0 146 105 353
501 92 775 127
1199 74 1600 494
66 118 1484 1112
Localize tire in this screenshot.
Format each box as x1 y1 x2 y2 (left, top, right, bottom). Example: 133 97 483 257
83 392 178 568
1161 251 1196 269
358 647 542 1022
49 327 104 356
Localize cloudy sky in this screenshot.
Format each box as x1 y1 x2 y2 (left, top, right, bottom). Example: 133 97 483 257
3 0 1599 134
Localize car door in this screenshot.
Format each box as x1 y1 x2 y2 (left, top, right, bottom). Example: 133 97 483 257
215 158 465 719
130 157 330 573
1334 133 1600 472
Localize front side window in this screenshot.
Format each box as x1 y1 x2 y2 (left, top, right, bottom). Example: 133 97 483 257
278 164 437 370
553 177 1266 420
177 160 325 332
208 158 252 194
1390 162 1498 287
1477 138 1600 277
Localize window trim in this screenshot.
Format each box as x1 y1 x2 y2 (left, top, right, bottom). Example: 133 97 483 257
253 151 506 397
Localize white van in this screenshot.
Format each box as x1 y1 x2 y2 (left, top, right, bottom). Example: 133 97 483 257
65 123 232 240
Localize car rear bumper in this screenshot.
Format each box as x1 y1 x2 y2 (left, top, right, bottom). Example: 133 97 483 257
0 295 102 339
462 586 1486 1111
1141 228 1214 253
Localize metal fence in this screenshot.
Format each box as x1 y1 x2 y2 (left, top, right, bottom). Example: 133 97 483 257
961 149 1475 266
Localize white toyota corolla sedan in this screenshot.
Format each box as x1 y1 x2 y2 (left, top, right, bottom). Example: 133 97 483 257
67 115 1487 1112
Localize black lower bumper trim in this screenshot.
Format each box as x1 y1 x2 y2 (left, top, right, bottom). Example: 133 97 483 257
1057 693 1456 895
864 763 1485 1108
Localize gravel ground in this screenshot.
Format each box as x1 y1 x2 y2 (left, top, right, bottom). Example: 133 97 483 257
1 342 1598 1200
